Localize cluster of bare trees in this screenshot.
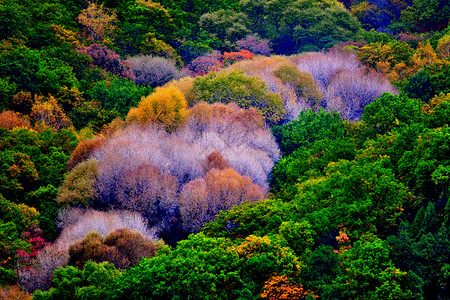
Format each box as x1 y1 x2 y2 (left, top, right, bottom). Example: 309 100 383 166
57 102 280 243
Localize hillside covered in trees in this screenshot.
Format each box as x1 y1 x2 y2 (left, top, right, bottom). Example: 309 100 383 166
0 0 449 298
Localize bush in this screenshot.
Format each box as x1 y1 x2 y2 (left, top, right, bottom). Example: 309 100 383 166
189 70 285 126
66 137 105 170
78 44 133 80
57 159 99 207
30 96 72 130
180 168 266 234
127 55 181 88
325 68 397 120
0 111 31 130
18 209 152 292
68 228 156 269
126 85 188 131
186 51 223 77
273 63 323 109
237 34 271 56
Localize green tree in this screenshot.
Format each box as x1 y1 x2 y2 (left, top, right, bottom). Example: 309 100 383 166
189 70 285 125
271 109 346 156
33 261 122 300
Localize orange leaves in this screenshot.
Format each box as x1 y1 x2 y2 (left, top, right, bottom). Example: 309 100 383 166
49 24 81 48
126 86 188 131
206 168 266 205
0 110 31 130
180 168 266 233
66 136 105 170
260 275 317 300
222 49 255 66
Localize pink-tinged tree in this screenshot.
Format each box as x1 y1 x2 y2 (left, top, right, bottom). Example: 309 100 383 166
237 34 272 56
78 44 133 79
180 167 266 234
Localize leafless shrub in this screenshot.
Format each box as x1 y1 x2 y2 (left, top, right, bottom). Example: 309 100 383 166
325 68 397 120
127 55 182 87
180 168 266 233
291 50 361 91
291 50 397 120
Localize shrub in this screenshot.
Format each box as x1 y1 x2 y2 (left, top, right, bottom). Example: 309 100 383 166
31 96 72 130
127 55 181 87
66 137 105 170
57 159 99 207
222 49 254 67
0 285 32 300
237 34 271 56
18 209 152 292
189 70 285 126
226 55 308 121
68 228 156 269
273 63 323 109
78 44 133 79
180 168 266 233
325 68 397 120
292 50 361 90
126 85 188 131
186 51 223 77
0 111 31 130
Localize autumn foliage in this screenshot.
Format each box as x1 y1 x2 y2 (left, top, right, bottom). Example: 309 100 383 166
68 228 156 269
77 2 117 42
126 85 188 131
260 275 317 300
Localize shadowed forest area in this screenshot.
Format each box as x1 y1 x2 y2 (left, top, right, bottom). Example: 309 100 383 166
0 0 449 298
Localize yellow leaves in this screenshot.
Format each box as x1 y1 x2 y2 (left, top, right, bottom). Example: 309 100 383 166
410 43 439 71
235 235 272 258
49 24 81 48
436 34 450 59
126 85 188 132
77 2 117 42
31 95 72 130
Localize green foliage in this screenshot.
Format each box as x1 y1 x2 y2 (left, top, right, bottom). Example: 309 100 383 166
0 77 17 111
362 93 423 136
329 234 416 299
0 47 78 96
388 204 450 299
27 184 59 241
86 78 152 117
398 125 450 199
189 70 285 125
33 261 122 300
400 0 449 32
272 109 346 156
279 220 316 255
270 137 356 199
404 63 450 102
112 232 299 299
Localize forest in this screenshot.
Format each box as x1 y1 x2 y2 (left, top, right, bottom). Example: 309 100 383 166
0 0 449 298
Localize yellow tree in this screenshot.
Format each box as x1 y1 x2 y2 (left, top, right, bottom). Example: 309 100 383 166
31 96 72 130
126 86 188 131
77 2 117 42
